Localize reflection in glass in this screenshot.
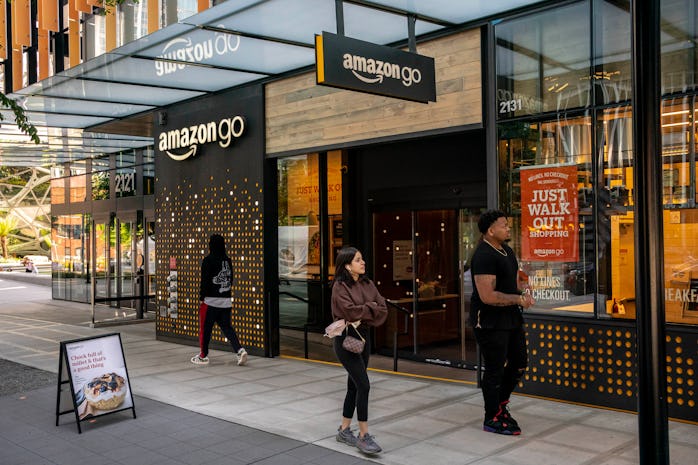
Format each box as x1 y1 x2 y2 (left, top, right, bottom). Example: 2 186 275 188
92 158 110 200
593 0 631 105
660 0 698 94
661 97 692 207
277 151 343 334
495 1 591 118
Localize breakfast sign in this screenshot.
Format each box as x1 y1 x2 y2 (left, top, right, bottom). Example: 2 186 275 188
520 164 579 262
56 333 136 433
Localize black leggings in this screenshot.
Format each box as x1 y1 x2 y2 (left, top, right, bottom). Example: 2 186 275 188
474 326 528 418
199 304 242 357
333 330 370 422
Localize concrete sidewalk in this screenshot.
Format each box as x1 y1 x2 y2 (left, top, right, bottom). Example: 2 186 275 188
1 280 697 465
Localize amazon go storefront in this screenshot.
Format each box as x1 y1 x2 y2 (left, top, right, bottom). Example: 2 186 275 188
155 12 698 422
154 28 489 372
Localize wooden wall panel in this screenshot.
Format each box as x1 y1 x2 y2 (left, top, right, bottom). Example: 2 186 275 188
0 2 6 60
11 0 31 48
148 0 159 34
106 9 116 51
265 29 482 155
68 1 79 67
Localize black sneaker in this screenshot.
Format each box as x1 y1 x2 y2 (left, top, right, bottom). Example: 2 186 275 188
483 415 519 435
499 400 521 434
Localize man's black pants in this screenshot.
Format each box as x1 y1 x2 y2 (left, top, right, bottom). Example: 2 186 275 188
474 326 528 419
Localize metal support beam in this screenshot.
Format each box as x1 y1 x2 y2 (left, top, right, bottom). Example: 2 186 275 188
407 14 416 53
335 0 344 36
630 1 669 463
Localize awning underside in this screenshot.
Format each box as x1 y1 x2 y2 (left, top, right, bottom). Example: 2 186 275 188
1 0 545 166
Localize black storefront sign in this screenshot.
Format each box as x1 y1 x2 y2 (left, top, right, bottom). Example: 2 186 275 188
315 31 436 103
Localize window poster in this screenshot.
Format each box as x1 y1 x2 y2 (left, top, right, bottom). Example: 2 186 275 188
63 334 134 421
520 164 579 262
393 240 414 281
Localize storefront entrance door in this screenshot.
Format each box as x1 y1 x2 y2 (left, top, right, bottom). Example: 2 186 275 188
372 209 481 368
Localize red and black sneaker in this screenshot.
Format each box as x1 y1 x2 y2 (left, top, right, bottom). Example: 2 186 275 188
499 400 521 434
483 407 520 435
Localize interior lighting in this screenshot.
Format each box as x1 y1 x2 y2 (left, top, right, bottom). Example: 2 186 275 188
662 110 689 116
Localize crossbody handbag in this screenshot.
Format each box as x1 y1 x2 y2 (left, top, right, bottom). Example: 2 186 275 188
342 323 366 354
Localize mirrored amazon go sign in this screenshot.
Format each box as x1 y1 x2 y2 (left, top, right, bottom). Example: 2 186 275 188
315 31 436 103
158 116 245 161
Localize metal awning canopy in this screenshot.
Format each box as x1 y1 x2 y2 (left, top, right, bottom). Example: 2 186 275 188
0 0 547 166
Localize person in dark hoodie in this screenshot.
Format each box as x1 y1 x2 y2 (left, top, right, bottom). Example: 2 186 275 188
191 234 248 366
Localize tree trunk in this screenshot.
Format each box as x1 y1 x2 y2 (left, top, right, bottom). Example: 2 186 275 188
0 237 7 259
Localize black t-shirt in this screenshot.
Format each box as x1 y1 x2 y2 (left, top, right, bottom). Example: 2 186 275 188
468 240 523 330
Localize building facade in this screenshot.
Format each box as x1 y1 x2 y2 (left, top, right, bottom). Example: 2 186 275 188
4 1 694 421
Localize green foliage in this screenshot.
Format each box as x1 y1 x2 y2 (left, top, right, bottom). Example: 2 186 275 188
92 172 109 199
0 215 19 259
0 94 40 144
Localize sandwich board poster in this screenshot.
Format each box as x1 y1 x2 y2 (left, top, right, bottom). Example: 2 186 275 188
57 333 136 433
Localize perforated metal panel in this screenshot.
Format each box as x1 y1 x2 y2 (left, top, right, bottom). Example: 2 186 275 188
522 317 697 422
153 85 267 354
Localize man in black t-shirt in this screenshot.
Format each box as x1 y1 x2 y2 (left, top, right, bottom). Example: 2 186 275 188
470 210 534 435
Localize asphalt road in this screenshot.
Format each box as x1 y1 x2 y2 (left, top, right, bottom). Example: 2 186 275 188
0 359 56 397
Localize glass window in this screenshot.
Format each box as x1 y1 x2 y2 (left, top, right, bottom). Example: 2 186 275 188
660 0 698 94
327 150 344 272
52 214 86 300
597 106 635 319
143 148 155 195
92 158 110 200
51 165 66 205
146 220 156 300
496 1 591 118
499 114 594 314
662 95 698 324
661 97 692 207
69 161 87 203
84 13 106 61
51 177 66 205
540 3 591 112
118 1 148 46
119 220 134 283
593 0 632 104
278 153 320 280
116 152 137 198
163 0 197 26
277 151 344 333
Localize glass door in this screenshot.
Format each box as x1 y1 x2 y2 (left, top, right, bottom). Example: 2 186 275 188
277 151 344 357
373 209 479 368
93 218 114 307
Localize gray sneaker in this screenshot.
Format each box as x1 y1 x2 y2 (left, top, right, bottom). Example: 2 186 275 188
336 426 358 446
356 433 382 455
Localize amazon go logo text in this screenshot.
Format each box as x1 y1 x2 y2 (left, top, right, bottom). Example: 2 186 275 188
343 53 421 87
158 116 245 161
155 33 240 76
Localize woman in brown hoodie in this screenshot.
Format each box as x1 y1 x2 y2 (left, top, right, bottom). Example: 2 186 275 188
331 246 387 455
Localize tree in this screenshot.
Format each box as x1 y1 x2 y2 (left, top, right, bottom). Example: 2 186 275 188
0 215 18 259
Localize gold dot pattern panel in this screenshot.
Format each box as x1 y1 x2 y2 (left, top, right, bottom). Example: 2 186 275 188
522 319 698 421
155 175 265 352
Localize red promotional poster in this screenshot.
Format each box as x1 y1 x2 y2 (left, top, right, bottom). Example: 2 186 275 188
520 164 579 262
